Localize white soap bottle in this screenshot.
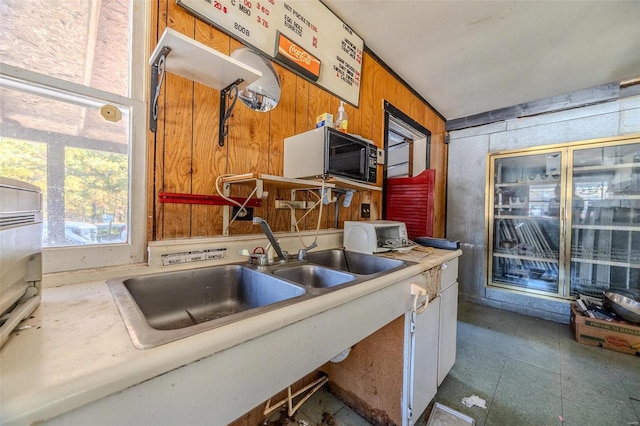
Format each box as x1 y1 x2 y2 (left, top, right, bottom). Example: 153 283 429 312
335 101 348 133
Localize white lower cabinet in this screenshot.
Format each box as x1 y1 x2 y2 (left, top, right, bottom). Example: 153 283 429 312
405 296 440 425
438 281 458 385
437 257 459 386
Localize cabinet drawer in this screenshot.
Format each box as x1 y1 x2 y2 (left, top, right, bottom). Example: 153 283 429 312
440 257 458 291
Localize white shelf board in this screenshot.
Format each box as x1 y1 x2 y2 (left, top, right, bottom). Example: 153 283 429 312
221 173 336 190
149 28 262 90
324 176 381 192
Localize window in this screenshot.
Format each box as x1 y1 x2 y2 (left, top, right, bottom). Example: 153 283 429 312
0 0 147 272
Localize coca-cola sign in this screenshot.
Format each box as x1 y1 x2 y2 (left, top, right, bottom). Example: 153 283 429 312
289 45 311 65
275 31 320 81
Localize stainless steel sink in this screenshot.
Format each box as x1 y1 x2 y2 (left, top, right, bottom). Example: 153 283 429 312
306 249 406 275
273 264 356 289
107 265 307 349
108 249 414 349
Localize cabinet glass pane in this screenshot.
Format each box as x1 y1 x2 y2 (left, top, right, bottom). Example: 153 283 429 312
491 152 562 295
570 142 640 299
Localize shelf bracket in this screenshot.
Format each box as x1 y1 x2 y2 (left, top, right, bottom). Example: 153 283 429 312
149 46 171 133
218 78 244 147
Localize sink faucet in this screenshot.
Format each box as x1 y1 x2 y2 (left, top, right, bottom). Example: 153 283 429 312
252 217 286 263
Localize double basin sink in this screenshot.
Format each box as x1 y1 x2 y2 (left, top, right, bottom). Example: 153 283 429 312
108 249 410 349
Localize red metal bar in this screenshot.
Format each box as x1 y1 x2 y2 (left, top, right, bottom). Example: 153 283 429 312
158 192 262 207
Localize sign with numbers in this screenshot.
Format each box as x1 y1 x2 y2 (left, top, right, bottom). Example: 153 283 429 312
177 0 363 106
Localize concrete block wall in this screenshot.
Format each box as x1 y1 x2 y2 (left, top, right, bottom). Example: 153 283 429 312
446 96 640 323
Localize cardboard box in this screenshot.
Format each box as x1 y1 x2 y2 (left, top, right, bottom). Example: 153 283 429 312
570 304 640 356
315 113 333 128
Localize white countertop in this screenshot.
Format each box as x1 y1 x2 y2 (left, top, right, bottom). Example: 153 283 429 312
0 248 461 425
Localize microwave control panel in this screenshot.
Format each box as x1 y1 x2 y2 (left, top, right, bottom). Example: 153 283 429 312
368 148 378 182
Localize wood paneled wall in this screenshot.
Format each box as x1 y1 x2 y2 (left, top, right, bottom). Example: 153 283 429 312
148 1 447 240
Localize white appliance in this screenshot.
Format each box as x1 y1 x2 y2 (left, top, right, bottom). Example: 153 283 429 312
0 177 43 348
283 127 378 184
343 220 409 254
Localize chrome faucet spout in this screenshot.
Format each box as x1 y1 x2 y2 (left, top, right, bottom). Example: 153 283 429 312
252 217 286 262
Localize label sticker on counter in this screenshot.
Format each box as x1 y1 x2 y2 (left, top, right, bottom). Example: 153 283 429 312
162 248 227 266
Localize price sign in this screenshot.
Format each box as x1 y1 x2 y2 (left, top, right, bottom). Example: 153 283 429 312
177 0 363 106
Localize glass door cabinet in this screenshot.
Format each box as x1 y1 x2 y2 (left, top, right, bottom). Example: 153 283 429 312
488 135 640 300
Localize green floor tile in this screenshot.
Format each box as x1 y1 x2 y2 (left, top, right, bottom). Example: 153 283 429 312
486 374 563 426
561 390 638 426
448 341 506 395
631 399 640 423
499 359 562 397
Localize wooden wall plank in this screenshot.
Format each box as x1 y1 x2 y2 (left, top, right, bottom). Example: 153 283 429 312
226 40 271 235
360 54 374 141
294 76 309 135
270 64 298 233
149 1 163 240
158 1 195 238
190 23 230 236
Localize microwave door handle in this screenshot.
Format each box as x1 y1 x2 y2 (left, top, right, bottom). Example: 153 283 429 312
360 148 366 175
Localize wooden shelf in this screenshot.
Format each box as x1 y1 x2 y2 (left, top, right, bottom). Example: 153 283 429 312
221 173 380 192
220 173 335 190
220 174 338 236
323 176 381 192
150 28 261 90
219 174 379 235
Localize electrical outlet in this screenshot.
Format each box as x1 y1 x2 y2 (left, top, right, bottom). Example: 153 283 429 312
232 206 254 221
361 203 371 218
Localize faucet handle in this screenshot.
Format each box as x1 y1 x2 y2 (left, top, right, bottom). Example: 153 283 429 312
249 253 269 266
297 249 307 260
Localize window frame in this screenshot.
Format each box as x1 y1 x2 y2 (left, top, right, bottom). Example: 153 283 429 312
0 1 149 273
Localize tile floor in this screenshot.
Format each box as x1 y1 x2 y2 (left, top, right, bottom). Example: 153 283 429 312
266 300 640 426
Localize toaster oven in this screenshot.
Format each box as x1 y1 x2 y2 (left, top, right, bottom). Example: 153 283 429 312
343 220 410 254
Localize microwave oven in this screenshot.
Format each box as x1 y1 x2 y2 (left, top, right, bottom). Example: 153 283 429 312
283 127 378 184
